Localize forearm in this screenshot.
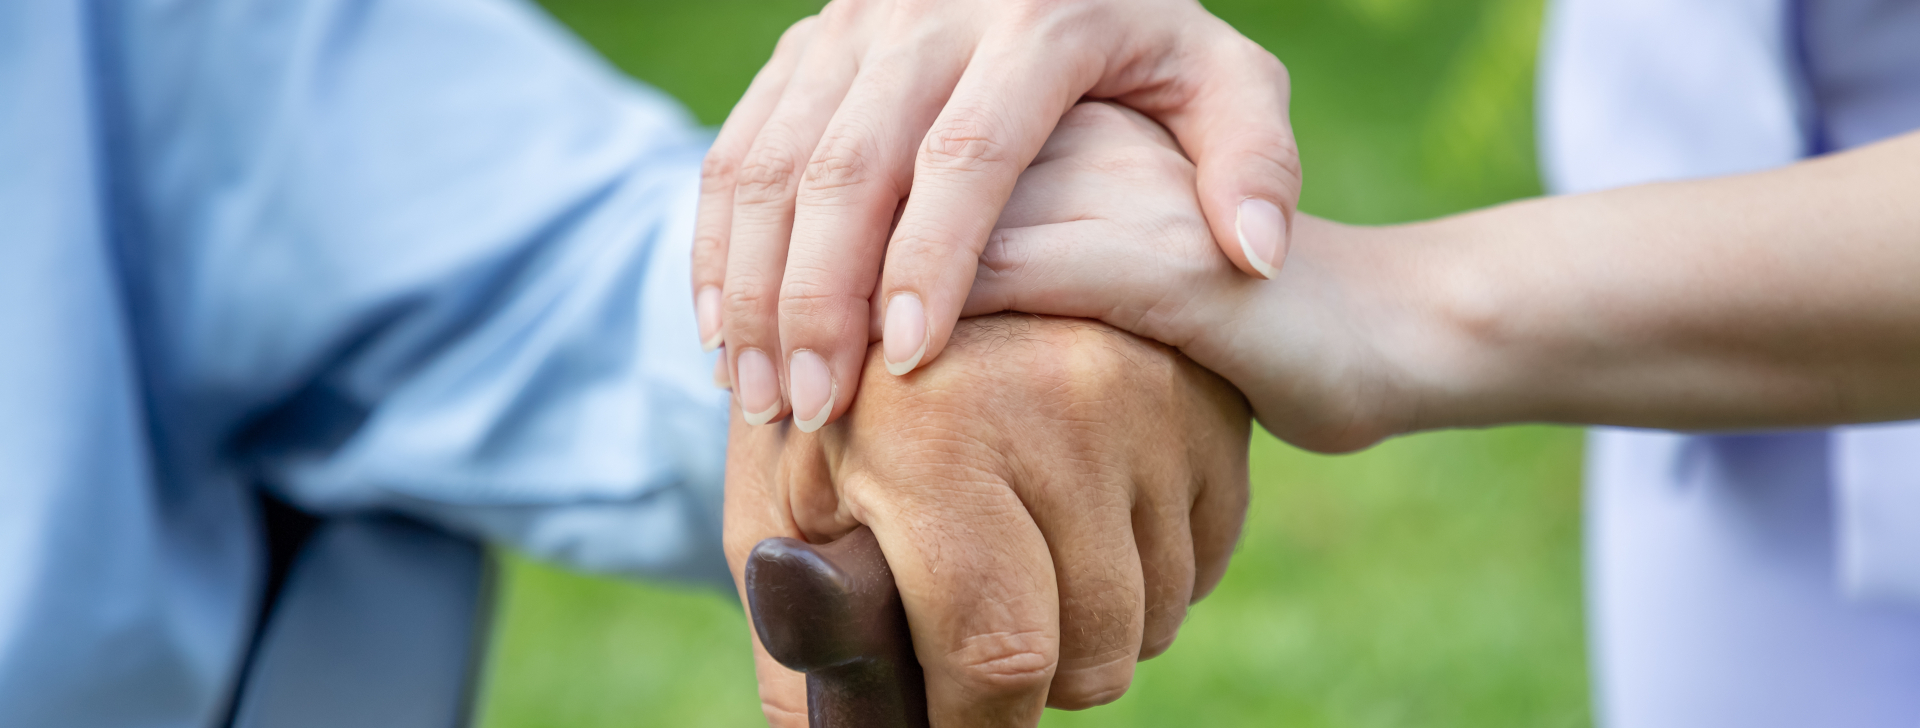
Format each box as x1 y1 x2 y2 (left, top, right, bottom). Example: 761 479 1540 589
952 105 1919 449
1409 130 1920 431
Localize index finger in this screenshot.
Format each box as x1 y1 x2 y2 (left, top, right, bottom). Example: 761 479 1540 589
694 16 820 351
828 394 1062 725
874 39 1101 377
850 472 1060 726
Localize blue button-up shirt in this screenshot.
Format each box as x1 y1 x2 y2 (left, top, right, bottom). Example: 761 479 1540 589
0 1 729 724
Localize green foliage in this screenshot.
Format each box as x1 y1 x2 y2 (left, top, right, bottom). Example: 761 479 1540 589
480 1 1588 726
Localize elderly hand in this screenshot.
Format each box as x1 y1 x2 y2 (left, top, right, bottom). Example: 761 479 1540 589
692 0 1298 435
723 314 1250 727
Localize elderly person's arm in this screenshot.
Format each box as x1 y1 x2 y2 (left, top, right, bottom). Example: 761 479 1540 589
114 0 735 586
724 314 1251 727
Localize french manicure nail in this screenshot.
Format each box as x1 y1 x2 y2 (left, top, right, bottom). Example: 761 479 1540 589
735 348 782 425
1236 198 1284 279
788 350 834 432
696 286 723 351
882 293 927 376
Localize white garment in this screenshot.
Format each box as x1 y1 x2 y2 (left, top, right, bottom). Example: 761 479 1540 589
1539 0 1920 725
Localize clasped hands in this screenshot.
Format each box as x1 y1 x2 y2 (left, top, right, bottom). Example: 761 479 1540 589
709 4 1432 721
722 102 1414 726
712 0 1920 722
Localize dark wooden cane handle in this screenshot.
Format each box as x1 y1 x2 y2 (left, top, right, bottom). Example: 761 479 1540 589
745 526 929 728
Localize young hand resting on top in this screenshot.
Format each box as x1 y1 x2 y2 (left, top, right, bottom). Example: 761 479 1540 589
970 101 1920 450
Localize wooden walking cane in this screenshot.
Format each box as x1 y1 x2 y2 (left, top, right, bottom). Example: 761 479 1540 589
745 526 930 728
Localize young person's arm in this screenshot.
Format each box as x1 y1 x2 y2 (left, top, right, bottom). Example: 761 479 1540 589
968 113 1920 450
1375 133 1920 436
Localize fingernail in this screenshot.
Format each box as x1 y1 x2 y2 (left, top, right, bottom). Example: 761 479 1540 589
882 293 927 376
1235 198 1284 279
788 349 835 432
735 348 782 425
696 286 722 351
712 345 731 390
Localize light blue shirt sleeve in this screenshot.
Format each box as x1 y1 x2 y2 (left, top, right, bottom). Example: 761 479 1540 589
3 0 732 721
110 0 731 585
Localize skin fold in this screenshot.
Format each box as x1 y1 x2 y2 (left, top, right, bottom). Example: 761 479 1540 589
724 314 1250 727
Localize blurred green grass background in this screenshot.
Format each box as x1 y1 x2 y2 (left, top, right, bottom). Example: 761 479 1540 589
478 0 1589 726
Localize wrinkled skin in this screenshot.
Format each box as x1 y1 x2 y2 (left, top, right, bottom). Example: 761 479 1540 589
725 314 1250 727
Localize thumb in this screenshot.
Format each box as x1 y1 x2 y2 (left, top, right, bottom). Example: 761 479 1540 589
1130 25 1301 280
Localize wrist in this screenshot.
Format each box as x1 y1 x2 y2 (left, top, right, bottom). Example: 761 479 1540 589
1180 217 1430 451
1379 202 1559 433
1186 209 1557 448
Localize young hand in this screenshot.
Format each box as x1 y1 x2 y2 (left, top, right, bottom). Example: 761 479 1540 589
962 101 1430 452
971 108 1920 442
692 0 1300 435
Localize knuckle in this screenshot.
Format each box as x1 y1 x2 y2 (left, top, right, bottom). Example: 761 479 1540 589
776 14 820 49
1230 125 1304 184
735 142 805 206
760 696 809 728
799 129 877 199
1052 684 1129 711
722 281 777 321
946 630 1058 699
1243 37 1290 82
1264 135 1305 182
700 150 739 190
778 280 868 331
920 110 1011 174
1049 660 1134 710
976 229 1025 279
1139 631 1177 661
816 0 871 32
1231 34 1276 65
1059 328 1167 391
816 0 847 24
691 231 727 268
1139 603 1189 661
885 228 971 273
